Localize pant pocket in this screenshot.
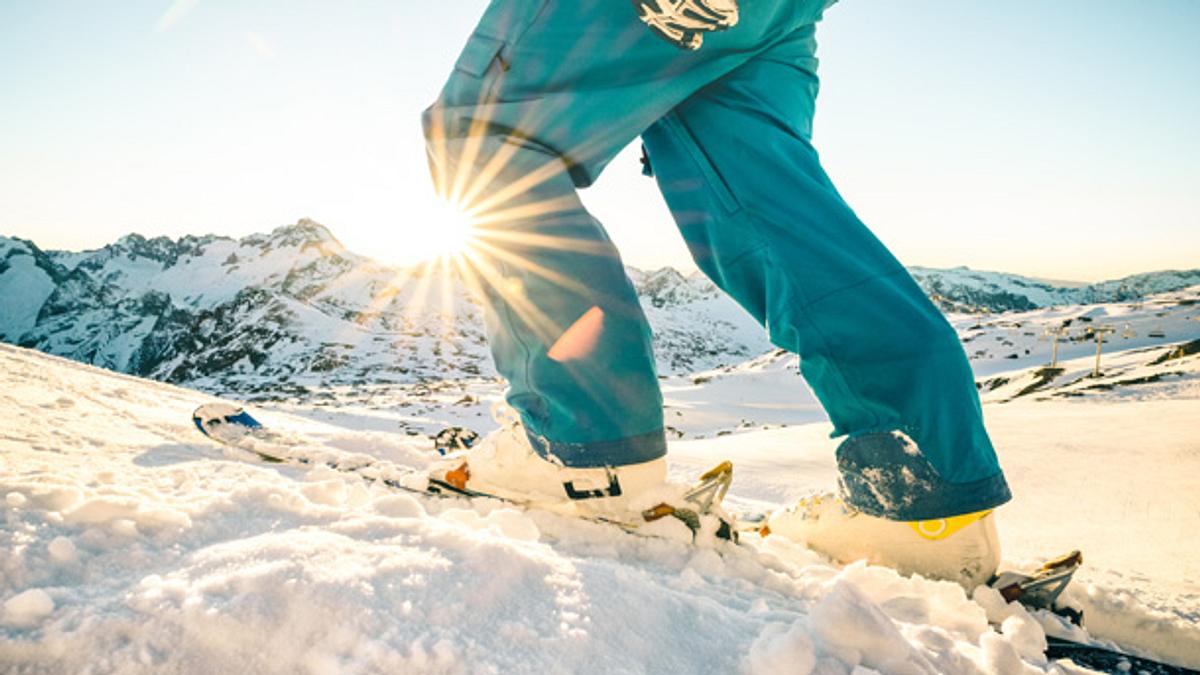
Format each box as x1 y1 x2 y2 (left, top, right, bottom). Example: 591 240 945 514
454 33 508 77
455 0 549 77
659 113 741 215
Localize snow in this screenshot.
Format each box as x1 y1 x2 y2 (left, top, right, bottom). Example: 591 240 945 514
909 266 1200 311
2 280 1200 672
953 286 1200 379
744 619 817 675
0 243 57 341
2 589 55 628
46 536 78 564
3 334 1200 673
909 265 1080 309
6 223 1196 411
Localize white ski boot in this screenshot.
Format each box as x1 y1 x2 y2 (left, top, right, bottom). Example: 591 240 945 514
766 492 1001 589
429 404 672 520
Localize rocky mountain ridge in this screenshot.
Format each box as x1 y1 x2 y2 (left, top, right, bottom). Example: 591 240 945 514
0 220 767 397
908 265 1200 313
2 219 1196 399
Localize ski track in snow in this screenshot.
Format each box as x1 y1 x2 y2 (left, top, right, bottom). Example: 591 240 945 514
3 290 1200 673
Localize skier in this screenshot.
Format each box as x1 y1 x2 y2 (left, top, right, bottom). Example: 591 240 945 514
422 0 1011 587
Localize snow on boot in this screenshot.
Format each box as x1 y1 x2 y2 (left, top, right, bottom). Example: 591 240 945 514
765 492 1001 589
428 404 674 521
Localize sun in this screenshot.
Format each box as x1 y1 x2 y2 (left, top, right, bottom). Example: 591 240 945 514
414 198 478 264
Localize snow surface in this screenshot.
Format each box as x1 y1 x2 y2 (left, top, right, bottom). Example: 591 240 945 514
3 321 1200 672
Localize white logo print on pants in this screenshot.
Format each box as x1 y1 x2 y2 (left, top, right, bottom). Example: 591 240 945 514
632 0 740 50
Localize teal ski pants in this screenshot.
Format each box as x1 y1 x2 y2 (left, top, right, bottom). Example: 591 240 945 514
424 0 1011 519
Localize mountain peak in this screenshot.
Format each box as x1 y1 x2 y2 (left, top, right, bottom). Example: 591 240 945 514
109 232 182 266
294 217 335 239
249 219 345 254
261 219 338 251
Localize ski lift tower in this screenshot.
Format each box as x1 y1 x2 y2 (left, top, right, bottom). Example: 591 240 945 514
1044 325 1071 368
1089 325 1117 377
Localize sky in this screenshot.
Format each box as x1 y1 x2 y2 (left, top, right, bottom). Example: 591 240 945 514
1 0 1197 282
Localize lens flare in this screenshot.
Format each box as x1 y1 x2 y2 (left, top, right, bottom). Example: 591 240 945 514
418 199 477 263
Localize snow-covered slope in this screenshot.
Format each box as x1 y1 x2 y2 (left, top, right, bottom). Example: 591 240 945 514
4 340 1200 673
948 286 1200 377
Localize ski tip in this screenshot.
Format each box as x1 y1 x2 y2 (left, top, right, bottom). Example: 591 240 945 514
699 460 733 481
1039 549 1083 573
433 426 480 456
192 402 263 438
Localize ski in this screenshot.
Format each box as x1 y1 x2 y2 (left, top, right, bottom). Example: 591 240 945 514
191 402 738 542
985 551 1192 672
1044 637 1194 675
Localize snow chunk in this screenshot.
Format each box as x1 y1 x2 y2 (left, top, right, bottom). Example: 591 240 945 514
1000 613 1047 662
48 536 78 564
744 621 817 675
978 631 1041 675
441 507 540 542
112 518 140 537
3 588 55 627
25 485 83 512
61 496 191 532
6 491 27 507
843 563 989 639
301 478 348 507
372 494 425 518
809 580 932 673
63 496 139 524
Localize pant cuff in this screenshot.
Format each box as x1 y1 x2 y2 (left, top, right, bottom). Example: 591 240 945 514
836 431 1013 521
526 428 667 469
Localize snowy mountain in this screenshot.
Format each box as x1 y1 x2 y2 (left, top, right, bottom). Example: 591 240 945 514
3 220 1197 400
909 266 1200 313
0 221 769 398
0 221 490 395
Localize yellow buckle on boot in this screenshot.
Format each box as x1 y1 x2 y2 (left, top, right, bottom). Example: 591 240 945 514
908 509 992 541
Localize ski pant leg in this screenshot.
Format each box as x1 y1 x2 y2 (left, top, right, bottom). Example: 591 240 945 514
641 23 1012 518
423 0 813 467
